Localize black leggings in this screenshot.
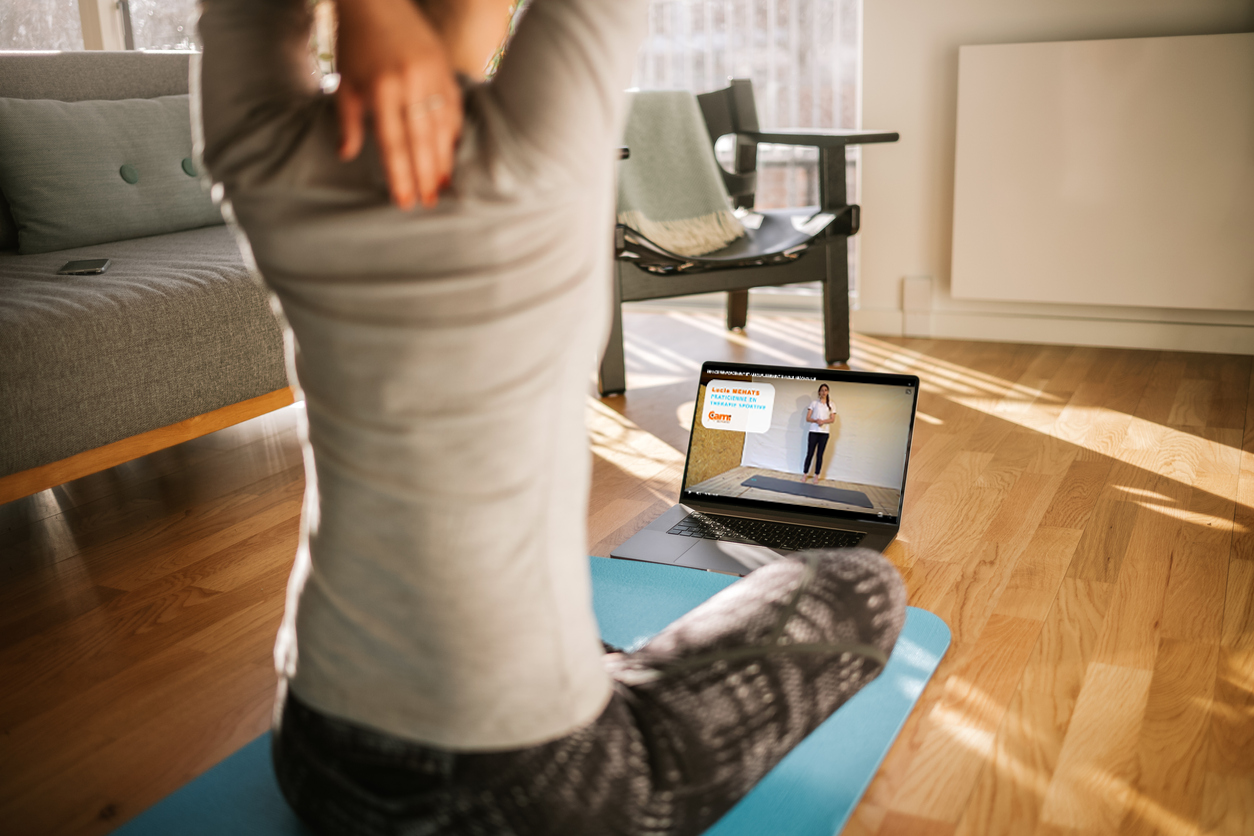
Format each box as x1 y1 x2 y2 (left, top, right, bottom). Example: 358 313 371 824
273 550 906 836
804 432 829 476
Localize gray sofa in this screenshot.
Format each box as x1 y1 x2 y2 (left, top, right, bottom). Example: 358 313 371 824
0 51 287 487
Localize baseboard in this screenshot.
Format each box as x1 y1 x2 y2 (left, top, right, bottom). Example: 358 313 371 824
852 307 1254 355
0 387 296 506
851 308 904 336
630 297 1254 354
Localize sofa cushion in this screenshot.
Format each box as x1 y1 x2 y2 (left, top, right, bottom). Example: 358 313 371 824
0 225 287 477
0 94 224 254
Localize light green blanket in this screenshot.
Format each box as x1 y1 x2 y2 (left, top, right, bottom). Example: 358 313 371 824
617 91 744 257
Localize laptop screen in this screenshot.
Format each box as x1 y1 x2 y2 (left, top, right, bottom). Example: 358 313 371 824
680 362 920 526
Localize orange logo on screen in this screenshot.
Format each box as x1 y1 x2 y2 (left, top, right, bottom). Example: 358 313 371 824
707 411 733 423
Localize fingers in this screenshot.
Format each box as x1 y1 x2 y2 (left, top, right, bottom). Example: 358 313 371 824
400 66 462 207
369 72 460 209
402 74 439 208
370 75 416 208
432 82 461 190
337 83 366 162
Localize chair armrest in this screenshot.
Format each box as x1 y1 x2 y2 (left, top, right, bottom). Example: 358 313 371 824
742 129 899 148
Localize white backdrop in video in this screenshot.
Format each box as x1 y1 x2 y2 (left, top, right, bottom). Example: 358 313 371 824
741 378 913 487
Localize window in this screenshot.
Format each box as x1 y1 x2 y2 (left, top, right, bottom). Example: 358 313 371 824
126 0 199 50
0 1 200 52
1 0 84 51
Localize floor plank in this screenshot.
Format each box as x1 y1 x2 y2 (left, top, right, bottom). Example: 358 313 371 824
1119 640 1217 836
1038 663 1154 832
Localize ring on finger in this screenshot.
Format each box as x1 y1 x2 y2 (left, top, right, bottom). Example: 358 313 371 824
405 94 446 115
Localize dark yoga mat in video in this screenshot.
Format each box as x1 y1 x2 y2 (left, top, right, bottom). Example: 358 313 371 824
115 557 950 836
741 474 875 508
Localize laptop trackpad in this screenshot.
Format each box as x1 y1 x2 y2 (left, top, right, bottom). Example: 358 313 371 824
610 529 697 563
679 540 783 575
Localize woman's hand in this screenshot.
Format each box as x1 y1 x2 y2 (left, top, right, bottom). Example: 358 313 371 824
335 0 464 209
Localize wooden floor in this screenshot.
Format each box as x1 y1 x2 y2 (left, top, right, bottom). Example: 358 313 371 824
1 308 1251 836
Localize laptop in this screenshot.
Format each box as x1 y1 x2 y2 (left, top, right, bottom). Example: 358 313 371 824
611 361 920 575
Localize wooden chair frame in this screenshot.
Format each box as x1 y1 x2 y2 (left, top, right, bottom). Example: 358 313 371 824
599 79 897 395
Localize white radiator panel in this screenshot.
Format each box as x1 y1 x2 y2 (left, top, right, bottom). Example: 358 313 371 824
951 33 1254 312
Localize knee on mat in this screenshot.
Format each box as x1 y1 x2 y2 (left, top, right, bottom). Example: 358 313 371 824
623 549 907 672
779 547 908 658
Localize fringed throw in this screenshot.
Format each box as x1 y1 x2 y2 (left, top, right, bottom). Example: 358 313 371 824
617 91 745 258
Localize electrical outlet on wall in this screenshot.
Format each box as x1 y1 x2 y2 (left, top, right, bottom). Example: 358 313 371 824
902 276 934 338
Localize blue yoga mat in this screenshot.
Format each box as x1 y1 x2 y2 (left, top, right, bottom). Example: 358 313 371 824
117 557 949 836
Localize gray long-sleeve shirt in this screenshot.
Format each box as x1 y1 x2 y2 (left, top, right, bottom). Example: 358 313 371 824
196 0 647 750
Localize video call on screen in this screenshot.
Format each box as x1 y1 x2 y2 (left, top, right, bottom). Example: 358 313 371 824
684 369 915 522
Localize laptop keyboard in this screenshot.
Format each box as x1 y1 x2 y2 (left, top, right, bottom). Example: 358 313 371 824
667 512 865 552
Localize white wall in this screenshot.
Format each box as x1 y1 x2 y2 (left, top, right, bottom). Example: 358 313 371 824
858 0 1254 354
741 378 914 487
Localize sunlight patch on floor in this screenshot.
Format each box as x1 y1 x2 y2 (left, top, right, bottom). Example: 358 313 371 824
850 336 1249 517
586 396 683 473
936 679 1006 738
938 720 995 757
740 315 833 355
668 311 811 365
677 401 695 431
855 337 1061 405
1119 791 1205 836
624 328 706 373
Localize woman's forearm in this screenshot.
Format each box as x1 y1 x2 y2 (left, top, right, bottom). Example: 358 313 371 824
420 0 518 79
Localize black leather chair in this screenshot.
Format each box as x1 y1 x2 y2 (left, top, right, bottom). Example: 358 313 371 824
599 78 897 395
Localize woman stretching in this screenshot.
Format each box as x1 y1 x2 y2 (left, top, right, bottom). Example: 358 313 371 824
803 383 837 483
196 0 906 833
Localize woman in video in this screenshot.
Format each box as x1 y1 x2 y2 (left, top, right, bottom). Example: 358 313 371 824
803 383 837 482
196 0 905 833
